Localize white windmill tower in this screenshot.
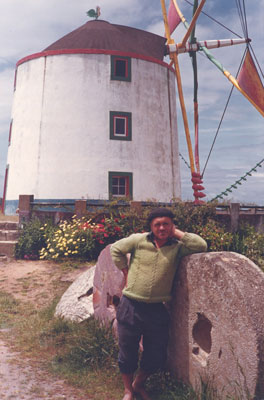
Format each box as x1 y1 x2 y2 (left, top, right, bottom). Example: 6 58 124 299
3 12 181 214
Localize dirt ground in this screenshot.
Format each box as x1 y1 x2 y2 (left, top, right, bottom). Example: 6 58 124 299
0 258 92 400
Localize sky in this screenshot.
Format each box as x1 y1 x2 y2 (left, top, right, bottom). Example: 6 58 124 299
0 0 263 205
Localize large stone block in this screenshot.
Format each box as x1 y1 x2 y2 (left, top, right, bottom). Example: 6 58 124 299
93 244 125 324
55 266 95 322
168 252 264 399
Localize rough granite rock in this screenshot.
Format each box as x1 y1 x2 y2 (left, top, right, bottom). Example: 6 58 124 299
56 247 264 399
93 244 125 324
55 266 95 322
168 251 264 399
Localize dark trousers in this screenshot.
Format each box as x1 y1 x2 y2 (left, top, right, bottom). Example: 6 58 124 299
116 295 170 374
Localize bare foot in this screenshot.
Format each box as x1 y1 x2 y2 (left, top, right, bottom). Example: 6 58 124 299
122 390 134 400
132 383 152 400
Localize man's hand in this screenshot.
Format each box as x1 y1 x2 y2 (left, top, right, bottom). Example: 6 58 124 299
122 267 128 286
171 225 185 240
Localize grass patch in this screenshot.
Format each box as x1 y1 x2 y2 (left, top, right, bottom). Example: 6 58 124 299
0 258 251 399
10 299 123 399
0 292 249 400
5 295 198 399
0 290 21 328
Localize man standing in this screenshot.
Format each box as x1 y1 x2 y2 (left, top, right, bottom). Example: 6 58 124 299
110 208 207 400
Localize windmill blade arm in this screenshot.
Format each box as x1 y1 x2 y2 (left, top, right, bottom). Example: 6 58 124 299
180 0 206 47
166 38 250 55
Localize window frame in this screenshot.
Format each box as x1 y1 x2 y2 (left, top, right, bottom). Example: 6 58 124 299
110 111 132 141
111 55 131 82
108 171 133 199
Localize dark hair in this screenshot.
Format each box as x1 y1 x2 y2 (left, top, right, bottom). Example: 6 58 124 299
147 208 174 226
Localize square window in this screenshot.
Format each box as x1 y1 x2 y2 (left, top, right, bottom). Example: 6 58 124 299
109 172 133 199
111 55 131 82
110 111 132 141
115 59 126 77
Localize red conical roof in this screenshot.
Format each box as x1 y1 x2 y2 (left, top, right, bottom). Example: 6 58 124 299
44 20 166 61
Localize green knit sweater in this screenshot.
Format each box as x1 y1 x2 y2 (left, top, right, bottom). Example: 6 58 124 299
110 232 207 303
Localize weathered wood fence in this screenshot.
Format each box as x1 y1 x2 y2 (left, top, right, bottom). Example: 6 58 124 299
18 195 264 233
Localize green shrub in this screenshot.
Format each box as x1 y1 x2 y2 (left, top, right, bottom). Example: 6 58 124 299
51 317 118 370
229 224 264 268
146 371 197 399
170 202 217 232
15 204 264 268
194 220 233 252
243 230 264 265
15 219 55 259
39 211 148 261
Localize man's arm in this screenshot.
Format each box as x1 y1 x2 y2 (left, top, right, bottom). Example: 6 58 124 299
110 233 141 270
171 226 207 256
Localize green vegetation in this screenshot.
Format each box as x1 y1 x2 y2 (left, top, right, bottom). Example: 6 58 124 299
14 202 264 270
1 289 249 400
2 204 261 399
0 290 21 328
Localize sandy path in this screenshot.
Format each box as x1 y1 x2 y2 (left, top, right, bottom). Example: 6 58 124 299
0 334 91 400
0 260 92 400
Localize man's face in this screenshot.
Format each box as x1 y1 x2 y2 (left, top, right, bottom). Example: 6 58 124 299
150 216 174 242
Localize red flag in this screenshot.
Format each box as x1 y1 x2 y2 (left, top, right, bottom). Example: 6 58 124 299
167 0 181 35
237 49 264 116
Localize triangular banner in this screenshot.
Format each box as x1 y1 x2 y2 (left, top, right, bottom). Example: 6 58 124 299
167 0 181 35
237 49 264 116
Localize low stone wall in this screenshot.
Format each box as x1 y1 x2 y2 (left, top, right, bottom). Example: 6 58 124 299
16 195 264 232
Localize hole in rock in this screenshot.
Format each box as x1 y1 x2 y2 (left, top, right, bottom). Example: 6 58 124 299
218 349 222 359
192 313 212 354
112 295 120 307
106 293 120 307
192 346 199 355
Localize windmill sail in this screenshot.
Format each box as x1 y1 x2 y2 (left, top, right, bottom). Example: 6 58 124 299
167 0 181 34
237 49 264 117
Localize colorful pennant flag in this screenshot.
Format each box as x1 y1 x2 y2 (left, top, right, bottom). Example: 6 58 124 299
237 49 264 116
167 0 181 35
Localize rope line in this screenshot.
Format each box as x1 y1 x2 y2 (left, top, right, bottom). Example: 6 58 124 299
202 45 248 177
179 152 191 169
210 159 264 202
249 43 264 79
183 0 243 38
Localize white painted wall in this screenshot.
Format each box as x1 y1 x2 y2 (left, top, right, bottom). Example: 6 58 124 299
6 52 181 203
